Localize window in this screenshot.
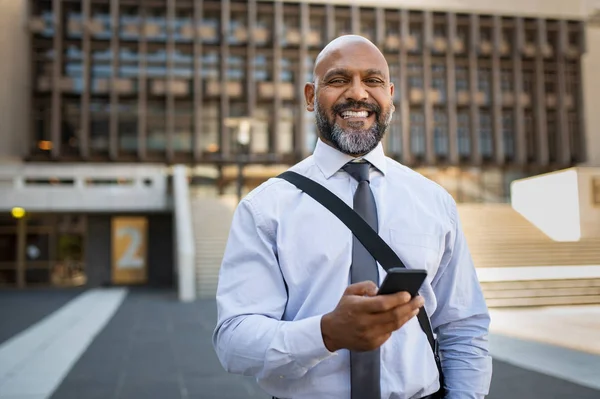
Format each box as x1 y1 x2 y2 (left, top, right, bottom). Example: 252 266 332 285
478 67 491 104
174 101 192 152
431 63 446 102
199 103 219 153
568 111 580 162
524 111 536 162
501 68 513 92
547 111 557 162
410 110 425 156
407 62 423 89
502 111 514 160
229 12 248 45
456 66 469 92
434 110 448 156
409 22 422 53
479 112 493 157
457 111 471 156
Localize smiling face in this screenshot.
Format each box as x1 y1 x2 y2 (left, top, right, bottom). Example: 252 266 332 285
305 35 395 156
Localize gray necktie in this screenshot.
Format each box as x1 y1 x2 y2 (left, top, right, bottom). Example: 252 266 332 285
342 161 381 399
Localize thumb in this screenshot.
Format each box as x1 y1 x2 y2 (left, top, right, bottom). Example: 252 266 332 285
344 281 378 297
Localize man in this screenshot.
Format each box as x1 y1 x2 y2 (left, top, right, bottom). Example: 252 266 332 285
213 35 492 399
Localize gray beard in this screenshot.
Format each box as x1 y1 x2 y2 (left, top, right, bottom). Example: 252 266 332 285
315 98 392 156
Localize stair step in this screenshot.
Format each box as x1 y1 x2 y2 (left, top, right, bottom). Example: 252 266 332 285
481 278 600 290
483 286 600 299
485 295 600 307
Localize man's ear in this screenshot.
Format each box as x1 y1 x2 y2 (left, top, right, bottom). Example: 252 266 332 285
389 82 395 99
304 82 315 112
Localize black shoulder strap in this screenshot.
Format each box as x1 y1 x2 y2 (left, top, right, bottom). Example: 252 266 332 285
277 171 437 352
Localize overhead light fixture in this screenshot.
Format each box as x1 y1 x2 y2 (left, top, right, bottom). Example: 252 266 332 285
38 140 53 151
11 207 26 219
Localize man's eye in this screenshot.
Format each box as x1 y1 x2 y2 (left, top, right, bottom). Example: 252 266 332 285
329 79 347 84
365 79 383 84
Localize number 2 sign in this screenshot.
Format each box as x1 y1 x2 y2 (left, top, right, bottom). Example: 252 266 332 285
111 217 148 285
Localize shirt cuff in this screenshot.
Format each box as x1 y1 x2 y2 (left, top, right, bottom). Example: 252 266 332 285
284 315 337 370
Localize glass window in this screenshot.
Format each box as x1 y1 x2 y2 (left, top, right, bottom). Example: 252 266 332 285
407 62 423 89
409 23 422 53
90 102 110 153
174 101 193 153
256 13 273 46
254 54 272 82
457 111 471 156
431 63 446 102
230 12 248 45
524 111 536 161
278 104 295 154
455 66 469 92
479 112 493 157
410 110 425 156
501 69 513 92
502 111 514 159
120 6 141 41
62 100 81 155
201 13 220 44
434 110 448 156
147 101 166 152
283 13 301 47
198 103 219 154
478 68 491 104
118 101 138 154
547 111 557 162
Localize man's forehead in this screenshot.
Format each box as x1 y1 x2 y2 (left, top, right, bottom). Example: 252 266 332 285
314 40 389 80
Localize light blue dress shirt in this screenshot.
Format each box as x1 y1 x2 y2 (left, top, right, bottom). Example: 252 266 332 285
213 139 493 399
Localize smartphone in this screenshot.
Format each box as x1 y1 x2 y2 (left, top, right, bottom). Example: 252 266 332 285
377 268 427 297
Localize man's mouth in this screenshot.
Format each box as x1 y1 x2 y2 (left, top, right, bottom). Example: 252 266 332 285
339 110 374 120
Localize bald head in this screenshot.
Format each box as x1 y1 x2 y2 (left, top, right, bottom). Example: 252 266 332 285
313 35 390 84
304 34 395 157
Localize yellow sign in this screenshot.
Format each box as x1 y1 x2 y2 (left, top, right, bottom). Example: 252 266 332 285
111 217 148 285
11 207 26 219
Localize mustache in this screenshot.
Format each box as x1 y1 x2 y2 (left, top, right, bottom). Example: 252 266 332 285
332 100 380 115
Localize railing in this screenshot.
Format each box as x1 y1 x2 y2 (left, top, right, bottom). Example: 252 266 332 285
172 165 196 302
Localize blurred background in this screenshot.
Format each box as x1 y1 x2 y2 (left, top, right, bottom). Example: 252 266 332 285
0 0 599 398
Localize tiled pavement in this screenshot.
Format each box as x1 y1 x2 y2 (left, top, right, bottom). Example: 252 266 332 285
1 288 599 399
0 288 84 346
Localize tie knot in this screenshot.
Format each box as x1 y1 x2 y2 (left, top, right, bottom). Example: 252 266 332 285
342 161 370 183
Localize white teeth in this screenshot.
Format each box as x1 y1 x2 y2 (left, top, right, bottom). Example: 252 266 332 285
341 111 369 119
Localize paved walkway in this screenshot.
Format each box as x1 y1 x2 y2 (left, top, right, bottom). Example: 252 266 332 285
0 288 599 399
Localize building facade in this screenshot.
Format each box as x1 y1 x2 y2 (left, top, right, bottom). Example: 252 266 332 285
12 0 595 200
1 0 600 289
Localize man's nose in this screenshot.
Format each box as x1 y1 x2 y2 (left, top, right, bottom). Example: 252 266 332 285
344 77 369 102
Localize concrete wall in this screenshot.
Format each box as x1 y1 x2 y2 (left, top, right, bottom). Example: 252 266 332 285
86 214 174 287
583 26 600 167
0 164 170 213
577 168 600 238
0 0 29 162
284 0 591 19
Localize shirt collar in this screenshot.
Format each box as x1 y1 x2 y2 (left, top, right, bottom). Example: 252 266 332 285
313 138 387 179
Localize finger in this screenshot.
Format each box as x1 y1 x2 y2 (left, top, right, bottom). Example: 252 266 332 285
344 280 378 297
378 306 421 333
361 290 413 313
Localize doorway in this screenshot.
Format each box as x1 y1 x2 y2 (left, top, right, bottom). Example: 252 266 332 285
0 213 87 288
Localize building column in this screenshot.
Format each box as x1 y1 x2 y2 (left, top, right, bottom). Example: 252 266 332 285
582 23 600 166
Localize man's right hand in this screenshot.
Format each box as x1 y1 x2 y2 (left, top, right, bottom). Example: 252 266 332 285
320 281 425 352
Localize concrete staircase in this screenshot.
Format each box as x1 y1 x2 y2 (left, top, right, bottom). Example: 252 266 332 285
190 194 236 298
480 277 600 307
458 204 600 268
458 204 600 307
